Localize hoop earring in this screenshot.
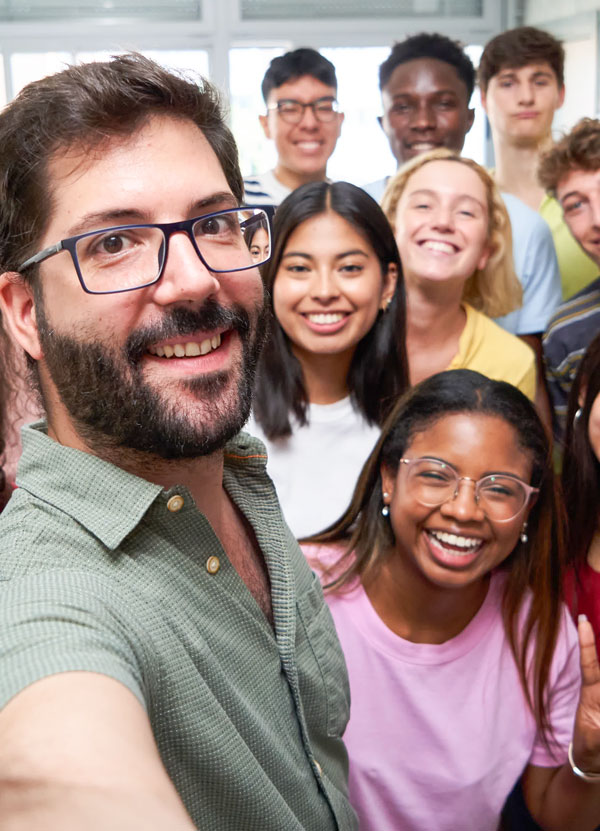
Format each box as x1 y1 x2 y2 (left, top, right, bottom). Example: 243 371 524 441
382 492 390 517
520 522 528 544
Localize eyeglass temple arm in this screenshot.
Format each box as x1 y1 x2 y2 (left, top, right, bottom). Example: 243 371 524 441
19 241 64 271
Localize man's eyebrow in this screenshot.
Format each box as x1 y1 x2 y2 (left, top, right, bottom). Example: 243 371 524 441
192 192 239 213
65 192 239 237
559 190 585 204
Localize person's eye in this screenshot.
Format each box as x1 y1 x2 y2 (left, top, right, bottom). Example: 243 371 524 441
534 78 550 86
285 263 310 274
250 246 260 256
418 470 451 483
339 263 363 274
197 214 238 237
499 79 513 88
458 209 475 218
414 202 432 211
437 99 457 109
87 231 137 258
564 199 585 214
315 103 335 114
391 102 411 114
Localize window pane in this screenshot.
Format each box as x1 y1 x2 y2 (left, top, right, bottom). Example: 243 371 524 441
321 46 394 187
10 52 71 98
229 46 286 179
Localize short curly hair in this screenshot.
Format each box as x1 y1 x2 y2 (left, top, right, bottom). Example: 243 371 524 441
538 118 600 195
479 26 564 93
378 33 475 99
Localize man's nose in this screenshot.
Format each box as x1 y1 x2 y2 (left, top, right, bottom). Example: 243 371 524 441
411 101 436 130
151 230 221 306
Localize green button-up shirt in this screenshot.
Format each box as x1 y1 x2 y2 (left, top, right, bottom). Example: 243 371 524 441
0 423 356 830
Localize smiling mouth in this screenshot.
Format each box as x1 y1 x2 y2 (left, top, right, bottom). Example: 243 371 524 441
304 312 347 324
427 529 484 556
420 240 458 254
147 333 222 358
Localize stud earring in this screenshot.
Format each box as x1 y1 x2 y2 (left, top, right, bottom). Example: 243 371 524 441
520 522 528 544
574 407 582 425
382 492 390 517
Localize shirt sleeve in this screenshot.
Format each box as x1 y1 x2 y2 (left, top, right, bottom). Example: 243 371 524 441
0 570 148 711
496 196 562 336
529 606 580 767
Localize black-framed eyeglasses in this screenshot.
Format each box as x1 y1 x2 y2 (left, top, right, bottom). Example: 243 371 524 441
17 206 272 295
399 457 539 522
267 96 340 125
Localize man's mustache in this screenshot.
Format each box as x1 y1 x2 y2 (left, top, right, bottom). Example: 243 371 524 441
125 300 251 364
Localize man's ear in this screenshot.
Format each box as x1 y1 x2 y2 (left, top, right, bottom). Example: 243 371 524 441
557 84 566 109
258 113 271 140
466 106 475 135
0 272 43 360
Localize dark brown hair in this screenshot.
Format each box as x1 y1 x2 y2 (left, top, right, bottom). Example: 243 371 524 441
479 26 564 93
562 331 600 575
539 118 600 195
253 181 409 439
311 369 565 746
0 52 243 277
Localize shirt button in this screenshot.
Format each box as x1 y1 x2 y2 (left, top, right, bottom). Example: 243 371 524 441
167 494 184 512
314 760 323 777
206 556 220 574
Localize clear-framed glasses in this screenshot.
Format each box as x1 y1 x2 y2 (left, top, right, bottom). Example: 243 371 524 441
267 96 340 125
400 457 539 522
17 206 272 295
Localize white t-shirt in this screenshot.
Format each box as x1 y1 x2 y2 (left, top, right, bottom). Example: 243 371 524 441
309 553 580 831
246 397 380 538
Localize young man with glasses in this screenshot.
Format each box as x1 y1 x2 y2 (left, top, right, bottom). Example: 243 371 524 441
243 47 344 206
0 54 356 831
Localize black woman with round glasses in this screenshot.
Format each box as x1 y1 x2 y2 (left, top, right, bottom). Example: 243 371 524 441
306 369 600 831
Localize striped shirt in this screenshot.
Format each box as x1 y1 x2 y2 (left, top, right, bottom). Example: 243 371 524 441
0 423 356 831
543 276 600 440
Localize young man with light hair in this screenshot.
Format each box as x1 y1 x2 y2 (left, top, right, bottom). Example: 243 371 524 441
480 25 598 299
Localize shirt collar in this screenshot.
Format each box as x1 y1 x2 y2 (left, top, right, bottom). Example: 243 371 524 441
16 422 268 550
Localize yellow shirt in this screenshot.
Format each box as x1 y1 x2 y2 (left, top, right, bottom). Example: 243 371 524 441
448 304 536 401
539 195 597 300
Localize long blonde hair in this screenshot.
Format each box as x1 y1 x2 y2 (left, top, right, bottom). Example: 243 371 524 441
381 148 522 319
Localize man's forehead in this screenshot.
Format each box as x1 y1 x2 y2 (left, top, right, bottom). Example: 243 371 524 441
493 61 559 81
268 74 337 102
42 115 231 235
383 58 469 100
558 167 600 198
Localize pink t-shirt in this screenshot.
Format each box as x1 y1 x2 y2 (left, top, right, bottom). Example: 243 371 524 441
313 552 580 831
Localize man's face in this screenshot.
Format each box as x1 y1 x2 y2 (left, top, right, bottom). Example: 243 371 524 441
259 74 344 180
556 167 600 266
481 62 564 146
25 115 266 459
379 57 474 166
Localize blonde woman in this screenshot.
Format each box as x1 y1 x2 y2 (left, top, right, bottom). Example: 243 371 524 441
382 148 537 400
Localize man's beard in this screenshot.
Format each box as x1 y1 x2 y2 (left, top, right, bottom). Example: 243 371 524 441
36 298 268 460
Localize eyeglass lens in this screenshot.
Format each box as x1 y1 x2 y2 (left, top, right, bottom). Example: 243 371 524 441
406 459 528 521
74 208 269 293
276 98 338 124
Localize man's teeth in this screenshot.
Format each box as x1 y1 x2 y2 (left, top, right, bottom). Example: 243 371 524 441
428 530 482 551
422 240 456 254
149 333 221 358
307 313 345 324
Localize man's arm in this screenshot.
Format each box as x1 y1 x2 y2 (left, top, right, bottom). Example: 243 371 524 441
0 672 197 831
